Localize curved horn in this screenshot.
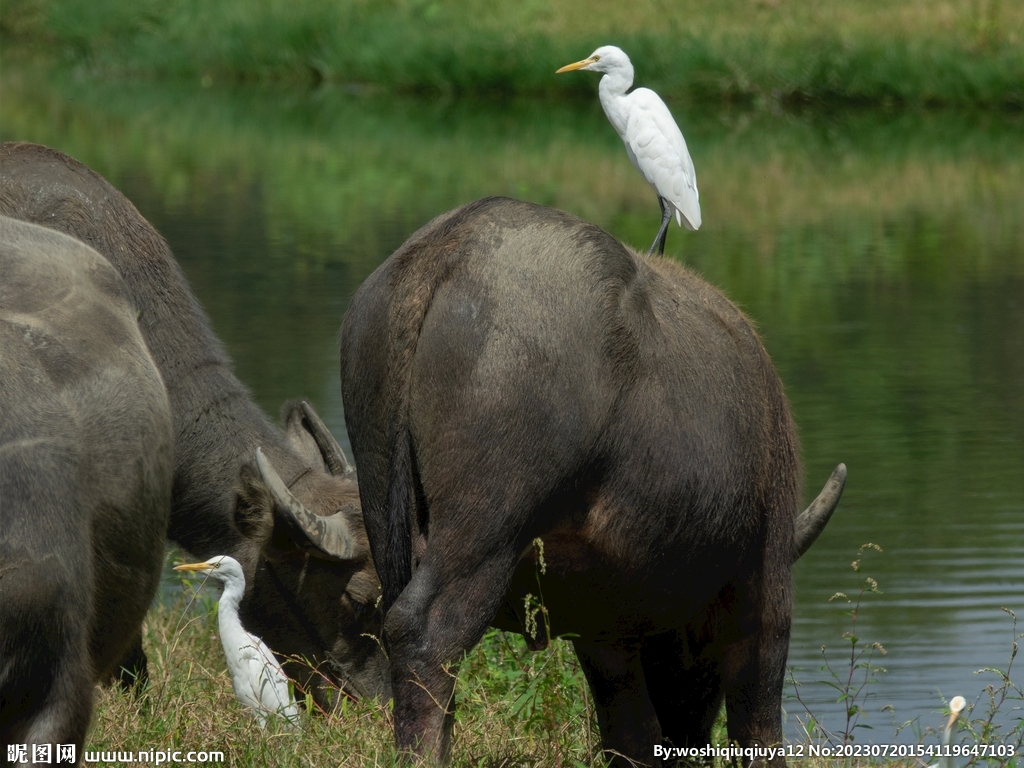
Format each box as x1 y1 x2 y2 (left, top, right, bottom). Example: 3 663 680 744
793 463 847 561
255 447 358 560
300 401 356 480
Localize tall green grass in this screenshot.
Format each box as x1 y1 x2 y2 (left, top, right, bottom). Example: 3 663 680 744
90 586 607 767
88 551 1021 767
3 0 1023 106
2 67 1022 285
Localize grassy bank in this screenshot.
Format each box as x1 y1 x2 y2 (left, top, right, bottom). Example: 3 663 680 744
85 592 782 767
87 553 1021 767
2 0 1023 107
92 585 602 767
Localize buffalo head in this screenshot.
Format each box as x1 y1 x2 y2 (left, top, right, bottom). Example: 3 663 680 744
226 401 389 710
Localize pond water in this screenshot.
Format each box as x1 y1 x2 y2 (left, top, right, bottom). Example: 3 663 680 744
2 68 1022 748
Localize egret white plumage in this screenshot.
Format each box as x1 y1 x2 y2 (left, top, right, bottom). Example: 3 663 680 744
175 555 300 727
557 45 700 255
928 695 966 768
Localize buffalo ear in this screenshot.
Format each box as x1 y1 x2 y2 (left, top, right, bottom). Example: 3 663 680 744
283 400 326 469
282 400 356 480
233 462 275 546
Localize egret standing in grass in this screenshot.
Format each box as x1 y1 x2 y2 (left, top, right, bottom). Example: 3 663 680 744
175 555 299 727
557 45 700 255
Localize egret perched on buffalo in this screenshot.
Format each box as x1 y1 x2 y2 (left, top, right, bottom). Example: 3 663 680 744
557 45 701 255
175 555 300 727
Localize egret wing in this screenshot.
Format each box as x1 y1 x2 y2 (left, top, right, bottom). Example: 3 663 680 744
228 635 298 724
623 88 701 230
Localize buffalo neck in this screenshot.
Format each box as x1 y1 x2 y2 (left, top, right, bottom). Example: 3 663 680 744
0 142 309 560
118 245 306 559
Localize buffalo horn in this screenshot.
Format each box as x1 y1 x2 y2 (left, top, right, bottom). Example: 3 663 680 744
793 463 847 561
300 401 356 480
255 447 358 560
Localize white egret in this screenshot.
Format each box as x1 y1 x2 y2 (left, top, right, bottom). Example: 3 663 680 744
928 695 966 768
175 555 300 727
557 45 701 255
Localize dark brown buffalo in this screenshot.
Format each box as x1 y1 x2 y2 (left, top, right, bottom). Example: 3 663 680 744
1 216 173 756
340 197 845 766
0 142 390 708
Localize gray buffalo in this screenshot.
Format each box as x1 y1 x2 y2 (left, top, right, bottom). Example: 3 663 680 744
0 142 390 708
340 197 845 766
0 216 174 756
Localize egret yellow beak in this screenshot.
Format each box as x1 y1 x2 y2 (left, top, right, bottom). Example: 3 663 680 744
556 56 598 74
174 561 216 572
945 695 966 731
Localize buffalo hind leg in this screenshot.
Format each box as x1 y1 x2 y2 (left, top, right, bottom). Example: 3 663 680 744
112 632 149 693
641 630 725 752
572 638 661 767
721 625 790 766
0 559 93 753
384 543 522 764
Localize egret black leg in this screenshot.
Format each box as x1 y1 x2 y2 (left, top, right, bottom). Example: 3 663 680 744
648 197 672 256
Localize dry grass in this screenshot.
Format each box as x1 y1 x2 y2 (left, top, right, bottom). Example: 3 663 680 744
87 587 605 767
87 587 983 768
84 546 1022 766
80 596 847 767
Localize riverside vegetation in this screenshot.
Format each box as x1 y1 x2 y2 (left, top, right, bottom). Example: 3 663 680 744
2 68 1022 287
788 546 1023 767
2 0 1023 107
84 546 1021 767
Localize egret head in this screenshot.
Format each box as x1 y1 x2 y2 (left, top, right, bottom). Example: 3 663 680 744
946 695 966 730
556 45 632 76
175 555 244 592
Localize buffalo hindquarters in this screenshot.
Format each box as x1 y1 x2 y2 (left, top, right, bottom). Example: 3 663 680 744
341 198 815 766
0 217 173 757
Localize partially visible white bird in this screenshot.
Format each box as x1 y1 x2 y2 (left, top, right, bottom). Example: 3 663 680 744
557 45 701 255
929 695 966 768
175 555 299 727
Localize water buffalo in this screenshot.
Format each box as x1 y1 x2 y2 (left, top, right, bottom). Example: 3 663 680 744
340 197 846 766
0 216 174 756
0 142 390 708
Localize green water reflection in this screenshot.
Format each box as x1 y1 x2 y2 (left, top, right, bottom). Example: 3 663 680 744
2 67 1022 742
